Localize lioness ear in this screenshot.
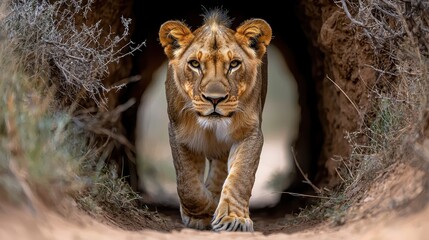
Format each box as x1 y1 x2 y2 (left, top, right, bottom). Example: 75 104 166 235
159 21 194 59
235 19 272 59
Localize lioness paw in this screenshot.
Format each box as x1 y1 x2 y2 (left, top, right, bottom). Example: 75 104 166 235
181 208 212 230
211 214 254 232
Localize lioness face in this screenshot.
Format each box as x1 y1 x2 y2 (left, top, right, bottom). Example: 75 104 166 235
174 30 260 120
160 17 271 125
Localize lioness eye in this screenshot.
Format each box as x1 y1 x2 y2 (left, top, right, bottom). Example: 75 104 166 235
230 60 241 69
188 60 200 69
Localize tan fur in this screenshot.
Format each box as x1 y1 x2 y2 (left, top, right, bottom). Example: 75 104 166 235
159 10 271 232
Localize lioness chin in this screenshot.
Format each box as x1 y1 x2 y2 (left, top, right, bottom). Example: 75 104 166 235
159 10 271 232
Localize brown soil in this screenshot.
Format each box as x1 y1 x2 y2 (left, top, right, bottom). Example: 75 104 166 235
1 160 427 240
1 207 424 240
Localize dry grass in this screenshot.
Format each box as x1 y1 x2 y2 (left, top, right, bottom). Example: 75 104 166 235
0 31 82 209
284 0 429 227
299 0 429 225
338 0 428 188
2 0 144 106
0 0 149 222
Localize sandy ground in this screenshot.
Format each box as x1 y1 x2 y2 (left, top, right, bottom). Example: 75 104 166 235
0 198 427 240
2 160 427 240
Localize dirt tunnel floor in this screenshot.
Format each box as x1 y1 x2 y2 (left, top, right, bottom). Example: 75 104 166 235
1 161 428 240
3 137 428 240
1 200 428 240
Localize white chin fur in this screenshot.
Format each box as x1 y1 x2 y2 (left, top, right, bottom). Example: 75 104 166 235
197 117 232 143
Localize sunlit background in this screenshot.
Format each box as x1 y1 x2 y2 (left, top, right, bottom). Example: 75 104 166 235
136 45 299 208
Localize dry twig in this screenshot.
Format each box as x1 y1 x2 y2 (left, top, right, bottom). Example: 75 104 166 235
292 148 322 194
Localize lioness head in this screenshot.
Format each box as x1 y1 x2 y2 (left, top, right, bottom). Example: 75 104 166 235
159 11 271 126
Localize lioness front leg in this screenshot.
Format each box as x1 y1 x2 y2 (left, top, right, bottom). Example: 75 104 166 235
211 131 263 232
169 128 216 229
205 156 228 203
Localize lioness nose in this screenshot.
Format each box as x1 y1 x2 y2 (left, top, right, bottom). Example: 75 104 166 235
202 82 228 106
202 94 228 106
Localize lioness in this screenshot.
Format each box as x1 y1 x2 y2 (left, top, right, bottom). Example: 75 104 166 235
159 10 271 231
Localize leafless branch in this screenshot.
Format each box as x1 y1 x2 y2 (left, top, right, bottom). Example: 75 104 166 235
326 75 362 119
292 148 322 194
1 0 145 107
340 0 365 26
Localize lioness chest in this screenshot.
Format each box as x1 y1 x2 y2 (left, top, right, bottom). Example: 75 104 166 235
175 117 234 156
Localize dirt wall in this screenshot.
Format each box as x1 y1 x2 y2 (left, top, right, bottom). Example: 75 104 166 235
300 0 377 185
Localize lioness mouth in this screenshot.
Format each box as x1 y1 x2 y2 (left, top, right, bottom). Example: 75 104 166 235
196 111 223 118
208 112 221 117
204 111 235 118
